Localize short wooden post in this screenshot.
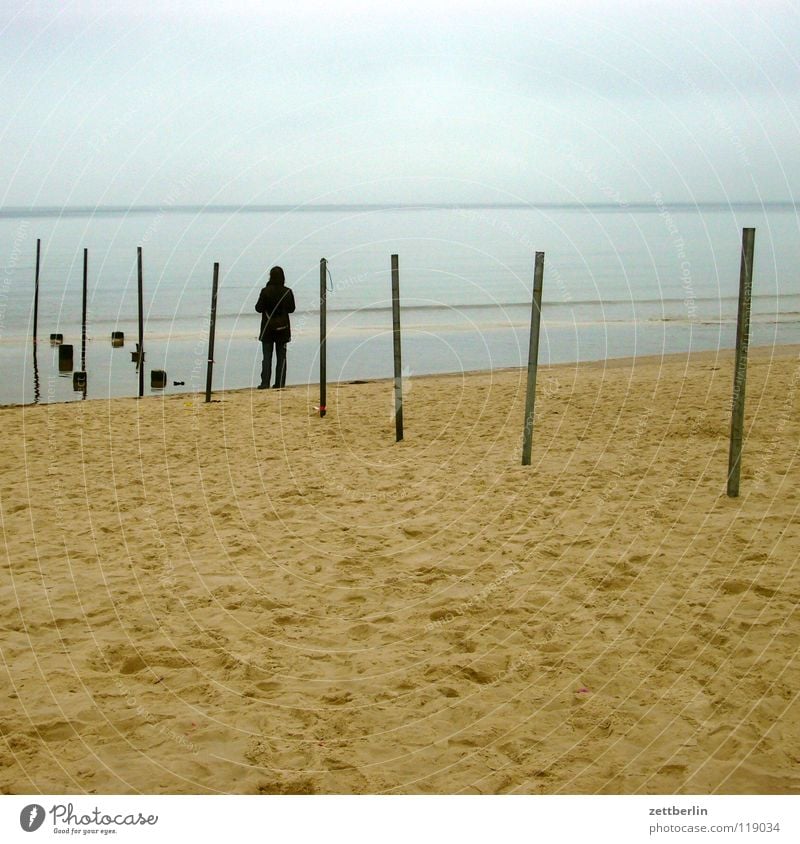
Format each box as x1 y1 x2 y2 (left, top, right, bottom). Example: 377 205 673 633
205 262 220 403
137 246 144 398
727 227 755 497
33 238 41 344
58 344 74 372
319 257 327 418
521 251 545 466
391 254 403 442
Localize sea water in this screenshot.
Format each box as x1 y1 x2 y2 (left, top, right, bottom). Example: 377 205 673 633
0 202 798 406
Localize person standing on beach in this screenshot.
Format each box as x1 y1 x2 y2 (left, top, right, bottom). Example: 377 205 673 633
256 266 296 389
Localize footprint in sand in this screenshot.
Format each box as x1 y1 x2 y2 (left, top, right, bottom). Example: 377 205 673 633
429 608 450 622
720 579 749 595
349 623 373 640
32 720 76 741
119 654 148 675
117 650 191 675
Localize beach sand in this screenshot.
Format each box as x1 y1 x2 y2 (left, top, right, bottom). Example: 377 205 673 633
1 345 799 795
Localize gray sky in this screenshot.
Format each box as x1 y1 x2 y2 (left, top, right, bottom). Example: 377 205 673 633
1 0 799 206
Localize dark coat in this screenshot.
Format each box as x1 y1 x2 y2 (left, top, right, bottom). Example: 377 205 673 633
256 283 296 342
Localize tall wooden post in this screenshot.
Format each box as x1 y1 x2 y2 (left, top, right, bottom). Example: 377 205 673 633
33 238 41 344
137 246 144 398
205 262 220 403
320 258 327 418
33 238 41 403
391 254 403 442
727 228 755 497
521 251 545 466
81 248 88 372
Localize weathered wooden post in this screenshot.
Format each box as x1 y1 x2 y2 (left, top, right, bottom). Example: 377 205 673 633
81 248 88 370
391 253 403 442
58 344 73 372
205 262 220 403
33 238 41 402
521 251 545 466
727 228 755 497
137 246 144 398
319 257 327 418
73 248 88 391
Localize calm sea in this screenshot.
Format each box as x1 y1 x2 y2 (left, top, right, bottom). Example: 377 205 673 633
0 202 798 406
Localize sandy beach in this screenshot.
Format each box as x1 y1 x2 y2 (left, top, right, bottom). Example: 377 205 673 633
1 345 798 795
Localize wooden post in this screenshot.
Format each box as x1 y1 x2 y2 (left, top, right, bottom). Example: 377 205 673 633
33 238 41 403
521 251 545 466
205 262 220 403
391 254 403 442
33 238 41 344
58 344 73 372
320 258 327 418
81 248 88 373
727 227 755 497
137 246 144 398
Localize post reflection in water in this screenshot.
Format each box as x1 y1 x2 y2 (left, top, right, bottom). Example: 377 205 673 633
32 342 40 404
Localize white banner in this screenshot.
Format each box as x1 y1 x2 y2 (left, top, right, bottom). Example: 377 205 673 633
1 795 797 843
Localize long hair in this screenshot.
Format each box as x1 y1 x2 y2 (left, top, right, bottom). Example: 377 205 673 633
268 266 285 286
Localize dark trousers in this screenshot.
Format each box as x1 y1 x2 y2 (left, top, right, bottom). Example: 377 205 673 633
260 339 287 388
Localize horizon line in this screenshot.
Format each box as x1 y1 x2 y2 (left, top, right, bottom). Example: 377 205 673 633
0 199 797 218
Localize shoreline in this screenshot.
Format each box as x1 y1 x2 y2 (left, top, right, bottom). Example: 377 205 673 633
6 343 800 411
4 341 798 412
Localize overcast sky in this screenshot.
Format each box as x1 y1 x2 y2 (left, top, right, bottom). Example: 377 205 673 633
1 0 798 207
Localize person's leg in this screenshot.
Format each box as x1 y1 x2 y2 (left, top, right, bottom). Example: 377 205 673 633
275 342 287 388
260 339 274 388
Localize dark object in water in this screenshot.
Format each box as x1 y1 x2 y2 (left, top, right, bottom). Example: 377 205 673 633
58 344 73 372
111 331 124 347
72 371 87 390
131 344 145 364
151 370 167 389
349 380 368 384
50 333 63 345
173 381 185 386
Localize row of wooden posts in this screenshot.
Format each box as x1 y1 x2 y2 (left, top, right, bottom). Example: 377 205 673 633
330 233 756 500
32 242 206 399
33 241 95 394
30 230 756 497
